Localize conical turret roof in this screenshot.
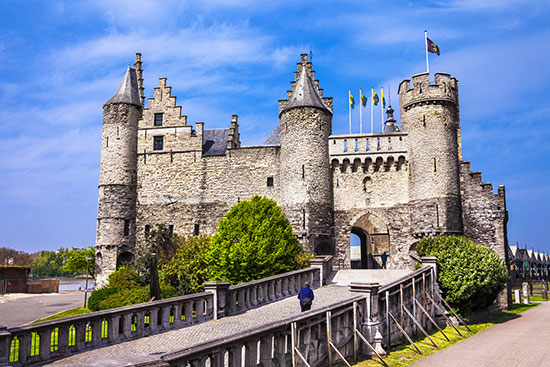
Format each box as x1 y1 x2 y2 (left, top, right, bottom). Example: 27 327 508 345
283 66 331 114
106 67 141 106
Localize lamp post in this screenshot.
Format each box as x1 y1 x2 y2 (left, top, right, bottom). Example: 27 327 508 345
84 256 92 308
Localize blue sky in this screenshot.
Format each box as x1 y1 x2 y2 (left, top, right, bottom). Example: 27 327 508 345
1 0 548 254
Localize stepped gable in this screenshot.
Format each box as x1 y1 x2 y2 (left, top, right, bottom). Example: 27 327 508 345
106 67 141 106
263 125 280 146
282 63 331 114
203 128 230 156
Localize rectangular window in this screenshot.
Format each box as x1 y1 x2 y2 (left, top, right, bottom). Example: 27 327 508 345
153 136 164 151
154 113 163 126
344 139 347 152
124 220 129 236
267 177 274 187
194 224 200 236
168 225 174 236
145 225 150 234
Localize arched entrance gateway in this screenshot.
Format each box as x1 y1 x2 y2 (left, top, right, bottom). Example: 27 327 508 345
350 212 390 269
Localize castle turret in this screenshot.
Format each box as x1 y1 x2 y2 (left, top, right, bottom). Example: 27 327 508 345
279 54 334 254
95 64 142 286
398 72 462 235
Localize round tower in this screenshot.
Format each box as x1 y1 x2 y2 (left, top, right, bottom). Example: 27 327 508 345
398 72 462 234
279 54 334 254
95 66 142 286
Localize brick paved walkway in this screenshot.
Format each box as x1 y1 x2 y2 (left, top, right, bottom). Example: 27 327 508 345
47 286 355 366
412 301 550 367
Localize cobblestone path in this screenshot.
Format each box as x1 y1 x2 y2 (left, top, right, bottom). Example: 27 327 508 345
47 286 356 366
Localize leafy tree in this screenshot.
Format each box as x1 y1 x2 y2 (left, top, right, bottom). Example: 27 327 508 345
63 246 95 277
207 195 302 284
160 235 212 294
416 235 509 314
31 249 71 277
0 247 37 266
136 224 178 285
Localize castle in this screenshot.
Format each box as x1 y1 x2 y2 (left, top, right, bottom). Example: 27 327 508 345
95 53 510 292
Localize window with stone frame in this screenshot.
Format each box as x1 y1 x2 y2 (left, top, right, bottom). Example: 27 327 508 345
154 113 163 126
153 136 164 151
267 177 274 187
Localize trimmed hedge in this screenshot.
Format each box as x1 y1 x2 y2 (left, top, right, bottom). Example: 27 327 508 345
416 235 508 314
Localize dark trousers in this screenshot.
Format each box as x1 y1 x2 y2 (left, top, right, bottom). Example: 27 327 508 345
301 303 312 312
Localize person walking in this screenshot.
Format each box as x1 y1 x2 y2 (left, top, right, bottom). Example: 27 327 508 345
298 282 314 312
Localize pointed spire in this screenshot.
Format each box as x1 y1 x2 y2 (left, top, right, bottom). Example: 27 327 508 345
283 64 331 115
106 67 141 106
383 106 400 132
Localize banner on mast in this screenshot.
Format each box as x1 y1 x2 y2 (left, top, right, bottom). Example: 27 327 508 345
427 37 440 55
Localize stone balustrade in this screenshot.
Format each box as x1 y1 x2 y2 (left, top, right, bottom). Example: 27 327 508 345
1 292 213 366
225 267 320 316
160 295 366 367
0 260 329 366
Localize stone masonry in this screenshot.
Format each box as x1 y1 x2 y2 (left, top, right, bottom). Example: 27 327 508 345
95 53 511 307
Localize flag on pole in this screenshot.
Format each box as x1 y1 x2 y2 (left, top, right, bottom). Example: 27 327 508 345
427 37 440 55
372 90 380 106
350 92 355 109
360 90 367 107
381 88 386 108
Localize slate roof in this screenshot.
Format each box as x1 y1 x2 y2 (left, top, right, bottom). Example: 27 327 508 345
202 129 229 156
106 67 141 106
283 67 331 114
263 125 280 146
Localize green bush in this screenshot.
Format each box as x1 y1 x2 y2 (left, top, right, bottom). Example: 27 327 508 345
88 286 120 312
416 235 509 314
107 266 140 289
207 195 302 284
98 286 150 310
160 235 212 294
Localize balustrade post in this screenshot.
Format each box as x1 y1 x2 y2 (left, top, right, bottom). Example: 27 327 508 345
309 258 325 286
149 307 159 332
92 319 102 347
244 339 258 367
259 335 273 367
236 290 245 313
184 302 193 325
228 344 243 367
122 314 133 339
57 325 68 355
272 333 286 367
251 286 258 307
0 326 10 364
228 291 237 315
108 315 120 343
204 281 231 320
275 279 282 299
75 322 86 350
38 329 51 361
18 333 31 365
349 282 386 357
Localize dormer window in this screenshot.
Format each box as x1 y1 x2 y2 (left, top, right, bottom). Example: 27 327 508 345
154 113 163 126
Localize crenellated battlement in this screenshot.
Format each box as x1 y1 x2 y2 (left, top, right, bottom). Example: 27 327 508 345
460 161 505 201
398 72 458 111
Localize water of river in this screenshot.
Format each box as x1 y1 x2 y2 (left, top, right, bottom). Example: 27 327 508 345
58 277 95 292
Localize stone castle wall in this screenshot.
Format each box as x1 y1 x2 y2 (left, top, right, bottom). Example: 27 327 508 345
135 145 281 256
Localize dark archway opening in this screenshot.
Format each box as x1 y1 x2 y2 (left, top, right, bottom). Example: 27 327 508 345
351 227 380 269
315 241 334 255
117 251 133 269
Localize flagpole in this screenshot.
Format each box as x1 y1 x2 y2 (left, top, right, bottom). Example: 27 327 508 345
348 89 352 134
359 88 363 134
425 30 429 74
370 88 374 134
380 87 384 132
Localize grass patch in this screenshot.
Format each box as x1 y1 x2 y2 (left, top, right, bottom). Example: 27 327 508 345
352 303 539 367
31 307 91 324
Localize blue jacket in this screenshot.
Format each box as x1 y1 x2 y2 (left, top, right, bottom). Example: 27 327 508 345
298 287 314 304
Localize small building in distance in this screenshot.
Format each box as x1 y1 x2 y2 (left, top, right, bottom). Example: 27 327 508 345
0 266 30 294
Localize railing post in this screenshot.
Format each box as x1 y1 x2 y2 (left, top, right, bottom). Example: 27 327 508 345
0 326 10 364
38 329 51 361
204 281 231 320
349 282 386 357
